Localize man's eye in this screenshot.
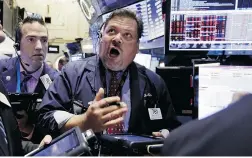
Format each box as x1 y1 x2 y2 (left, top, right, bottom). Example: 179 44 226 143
108 29 115 33
28 38 35 42
125 33 132 38
42 39 48 43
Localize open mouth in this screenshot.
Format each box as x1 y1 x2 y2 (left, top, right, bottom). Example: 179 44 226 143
109 48 120 58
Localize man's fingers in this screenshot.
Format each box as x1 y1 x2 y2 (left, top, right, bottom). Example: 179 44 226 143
152 132 163 137
104 116 124 128
100 105 123 115
94 88 104 101
102 107 127 122
39 135 52 147
97 96 121 108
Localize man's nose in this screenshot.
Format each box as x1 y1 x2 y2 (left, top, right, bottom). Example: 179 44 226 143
112 33 122 46
35 40 42 50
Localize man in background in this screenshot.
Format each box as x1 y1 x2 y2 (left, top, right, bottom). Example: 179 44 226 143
0 23 51 156
0 16 59 143
58 57 68 71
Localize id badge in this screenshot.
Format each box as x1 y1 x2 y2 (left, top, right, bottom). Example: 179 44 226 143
148 108 162 120
40 74 52 90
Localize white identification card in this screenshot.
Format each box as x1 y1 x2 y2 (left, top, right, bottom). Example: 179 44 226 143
0 92 11 107
40 74 52 90
148 108 162 120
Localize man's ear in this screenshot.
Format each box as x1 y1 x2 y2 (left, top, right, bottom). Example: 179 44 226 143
0 25 5 43
0 32 5 43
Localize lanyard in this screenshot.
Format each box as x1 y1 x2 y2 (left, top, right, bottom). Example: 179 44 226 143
16 60 21 93
99 63 128 98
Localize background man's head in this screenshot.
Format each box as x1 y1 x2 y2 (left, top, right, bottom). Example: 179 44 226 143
18 15 48 72
99 9 143 71
0 24 5 43
58 57 68 71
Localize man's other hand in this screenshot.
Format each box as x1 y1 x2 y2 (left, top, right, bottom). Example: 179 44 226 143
152 129 170 138
39 135 52 147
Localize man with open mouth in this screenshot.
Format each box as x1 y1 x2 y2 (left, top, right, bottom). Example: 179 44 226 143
36 9 181 145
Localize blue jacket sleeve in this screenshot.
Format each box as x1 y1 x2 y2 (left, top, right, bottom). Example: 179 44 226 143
35 63 78 138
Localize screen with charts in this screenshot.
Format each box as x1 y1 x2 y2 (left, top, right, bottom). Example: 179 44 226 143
102 0 164 42
147 0 164 40
198 65 252 119
102 0 149 42
169 0 252 51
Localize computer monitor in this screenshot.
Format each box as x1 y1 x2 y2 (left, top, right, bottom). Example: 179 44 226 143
192 60 220 110
102 0 149 42
101 0 164 42
167 0 252 54
94 0 143 14
198 65 252 119
156 66 194 116
146 0 164 41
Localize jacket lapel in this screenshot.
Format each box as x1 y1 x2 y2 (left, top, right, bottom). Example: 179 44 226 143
128 62 147 133
1 58 18 93
0 108 11 156
86 59 102 94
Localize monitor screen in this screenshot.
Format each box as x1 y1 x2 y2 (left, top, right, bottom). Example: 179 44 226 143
102 0 149 42
97 0 143 14
102 0 164 42
198 65 252 120
34 132 79 156
169 0 252 52
192 61 220 109
156 66 193 116
147 0 164 40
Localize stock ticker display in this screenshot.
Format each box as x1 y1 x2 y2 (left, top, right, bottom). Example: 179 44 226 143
102 0 164 42
169 0 252 52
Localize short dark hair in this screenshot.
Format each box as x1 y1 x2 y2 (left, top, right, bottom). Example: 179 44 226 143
17 15 47 40
103 9 143 40
59 57 69 65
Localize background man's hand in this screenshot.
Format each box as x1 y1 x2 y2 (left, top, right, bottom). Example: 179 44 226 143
39 135 52 147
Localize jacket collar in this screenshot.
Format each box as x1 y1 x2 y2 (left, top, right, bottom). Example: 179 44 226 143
86 56 101 93
1 57 19 92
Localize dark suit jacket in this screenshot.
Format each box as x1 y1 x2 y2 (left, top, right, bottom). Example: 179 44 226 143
0 57 59 143
36 56 181 138
0 57 59 98
0 80 37 156
162 94 252 156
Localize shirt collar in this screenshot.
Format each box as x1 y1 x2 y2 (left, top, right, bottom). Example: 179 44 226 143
20 63 44 80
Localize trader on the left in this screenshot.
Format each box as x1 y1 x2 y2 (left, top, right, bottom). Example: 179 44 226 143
0 24 52 156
